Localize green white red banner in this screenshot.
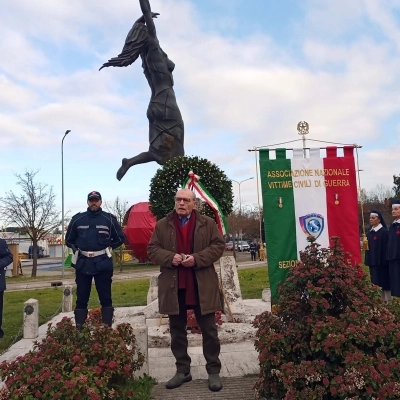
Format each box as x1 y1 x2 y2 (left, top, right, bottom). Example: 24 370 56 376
183 171 228 235
259 146 361 300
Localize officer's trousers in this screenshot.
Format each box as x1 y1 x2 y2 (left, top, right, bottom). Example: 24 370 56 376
75 269 113 309
169 289 221 375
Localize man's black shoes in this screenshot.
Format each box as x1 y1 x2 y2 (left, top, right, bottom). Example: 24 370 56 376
165 372 192 389
208 373 223 391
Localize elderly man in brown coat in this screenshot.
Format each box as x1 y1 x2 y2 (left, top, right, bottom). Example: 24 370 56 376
148 188 225 392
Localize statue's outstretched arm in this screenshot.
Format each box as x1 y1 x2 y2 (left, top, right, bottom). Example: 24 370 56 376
139 0 157 38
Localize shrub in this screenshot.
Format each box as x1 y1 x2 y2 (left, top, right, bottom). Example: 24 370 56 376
186 310 223 334
253 237 400 400
0 315 145 399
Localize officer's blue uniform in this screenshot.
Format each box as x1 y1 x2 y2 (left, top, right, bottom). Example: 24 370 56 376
0 239 13 338
66 205 125 326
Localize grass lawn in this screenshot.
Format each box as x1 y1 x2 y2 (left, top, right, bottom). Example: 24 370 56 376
238 266 269 299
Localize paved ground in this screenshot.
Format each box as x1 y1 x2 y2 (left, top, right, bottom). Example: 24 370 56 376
148 341 260 383
151 376 258 399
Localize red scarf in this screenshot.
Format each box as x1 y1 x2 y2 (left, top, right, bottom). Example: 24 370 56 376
173 212 197 305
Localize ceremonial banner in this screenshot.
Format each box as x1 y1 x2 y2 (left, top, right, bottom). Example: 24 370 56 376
183 171 228 235
259 146 360 300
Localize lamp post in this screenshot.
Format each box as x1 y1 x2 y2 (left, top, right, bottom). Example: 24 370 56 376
61 130 71 278
231 177 254 253
231 177 254 215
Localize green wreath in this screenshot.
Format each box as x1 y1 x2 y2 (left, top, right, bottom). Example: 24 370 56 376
149 155 233 221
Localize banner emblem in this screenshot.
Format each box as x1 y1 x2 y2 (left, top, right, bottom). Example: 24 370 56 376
299 213 324 239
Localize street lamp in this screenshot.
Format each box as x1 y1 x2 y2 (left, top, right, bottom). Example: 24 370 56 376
61 130 71 278
231 177 254 214
231 177 254 254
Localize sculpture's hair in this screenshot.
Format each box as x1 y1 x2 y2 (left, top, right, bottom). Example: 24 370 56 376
99 22 148 70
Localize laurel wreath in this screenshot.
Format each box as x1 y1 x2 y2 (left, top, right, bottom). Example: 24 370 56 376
149 155 233 221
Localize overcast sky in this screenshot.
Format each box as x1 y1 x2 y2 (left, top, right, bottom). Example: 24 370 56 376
1 0 399 221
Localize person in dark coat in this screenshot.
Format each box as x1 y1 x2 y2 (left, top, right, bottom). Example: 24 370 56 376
0 239 13 338
148 188 225 392
364 210 390 301
249 242 257 261
65 191 125 328
387 200 400 298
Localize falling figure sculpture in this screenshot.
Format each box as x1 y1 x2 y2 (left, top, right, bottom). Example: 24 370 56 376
100 0 184 180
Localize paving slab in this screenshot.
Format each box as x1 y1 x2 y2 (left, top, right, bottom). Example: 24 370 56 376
148 340 259 383
151 376 258 399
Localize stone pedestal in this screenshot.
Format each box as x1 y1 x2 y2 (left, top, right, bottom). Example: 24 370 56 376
147 273 160 305
23 299 39 339
62 285 73 312
142 299 159 319
262 288 271 302
132 324 149 377
219 256 245 320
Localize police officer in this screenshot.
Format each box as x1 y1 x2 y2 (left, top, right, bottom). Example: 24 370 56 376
0 239 13 338
65 191 125 328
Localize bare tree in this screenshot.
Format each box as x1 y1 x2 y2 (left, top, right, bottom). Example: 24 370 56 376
0 170 61 277
104 197 129 226
104 197 129 271
358 184 393 234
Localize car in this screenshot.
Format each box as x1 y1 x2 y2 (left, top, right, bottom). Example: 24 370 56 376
225 241 234 251
28 245 44 259
235 241 250 252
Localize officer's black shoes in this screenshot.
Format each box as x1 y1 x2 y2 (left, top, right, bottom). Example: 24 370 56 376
165 372 192 389
74 309 88 331
208 373 222 392
101 307 114 327
0 328 4 338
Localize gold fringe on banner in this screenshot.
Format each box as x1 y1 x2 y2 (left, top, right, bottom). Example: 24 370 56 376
355 146 368 251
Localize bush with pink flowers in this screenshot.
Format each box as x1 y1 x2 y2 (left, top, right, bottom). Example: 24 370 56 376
0 314 146 399
253 237 400 399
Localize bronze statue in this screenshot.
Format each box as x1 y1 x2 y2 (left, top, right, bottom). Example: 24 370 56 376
100 0 184 180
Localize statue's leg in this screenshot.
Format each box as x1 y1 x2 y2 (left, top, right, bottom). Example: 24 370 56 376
116 152 157 181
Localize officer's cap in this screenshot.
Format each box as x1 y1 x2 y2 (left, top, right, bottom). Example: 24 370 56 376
87 191 102 201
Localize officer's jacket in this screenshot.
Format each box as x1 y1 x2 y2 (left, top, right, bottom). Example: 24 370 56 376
0 239 12 291
65 208 125 275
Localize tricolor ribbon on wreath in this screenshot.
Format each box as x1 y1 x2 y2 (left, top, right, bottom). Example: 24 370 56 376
182 171 228 235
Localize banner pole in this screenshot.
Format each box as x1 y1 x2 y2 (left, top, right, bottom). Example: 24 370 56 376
254 147 265 260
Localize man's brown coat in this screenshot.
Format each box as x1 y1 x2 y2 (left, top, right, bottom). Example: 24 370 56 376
147 210 225 315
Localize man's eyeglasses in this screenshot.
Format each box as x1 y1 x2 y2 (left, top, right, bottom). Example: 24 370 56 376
175 197 192 203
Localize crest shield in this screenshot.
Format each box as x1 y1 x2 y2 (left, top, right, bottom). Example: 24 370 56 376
299 213 324 239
